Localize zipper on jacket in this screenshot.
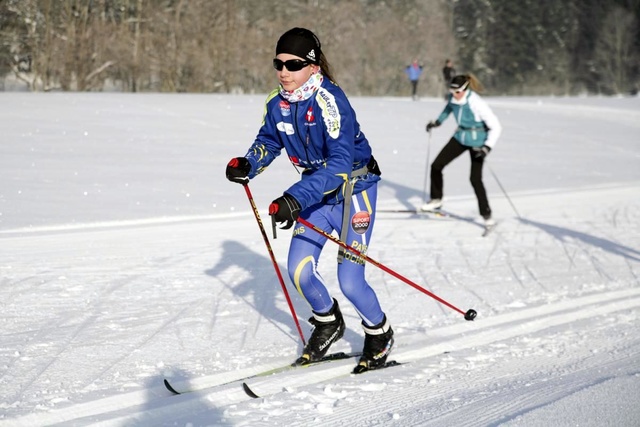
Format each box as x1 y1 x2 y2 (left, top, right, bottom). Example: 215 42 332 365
292 103 312 165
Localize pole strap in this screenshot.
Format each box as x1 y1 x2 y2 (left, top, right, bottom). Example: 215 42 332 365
337 163 369 263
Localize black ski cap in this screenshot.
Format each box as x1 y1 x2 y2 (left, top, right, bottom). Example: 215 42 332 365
276 28 321 64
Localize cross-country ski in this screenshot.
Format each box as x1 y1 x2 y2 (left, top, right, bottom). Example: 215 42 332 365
163 351 362 395
241 359 403 399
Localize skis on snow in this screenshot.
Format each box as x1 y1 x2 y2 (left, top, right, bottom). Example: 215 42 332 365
379 207 498 237
241 359 403 399
163 351 361 396
164 351 402 399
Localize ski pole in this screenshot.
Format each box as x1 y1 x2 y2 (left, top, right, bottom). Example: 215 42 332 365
242 184 306 345
296 217 477 321
421 130 432 204
487 163 521 219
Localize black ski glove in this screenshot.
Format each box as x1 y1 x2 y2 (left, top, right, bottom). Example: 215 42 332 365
426 120 440 132
269 194 301 230
472 145 491 159
367 155 382 176
226 157 251 184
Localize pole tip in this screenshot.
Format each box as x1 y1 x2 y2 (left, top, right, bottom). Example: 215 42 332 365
464 309 477 321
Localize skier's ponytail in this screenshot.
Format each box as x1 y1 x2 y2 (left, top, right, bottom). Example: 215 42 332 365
466 73 485 93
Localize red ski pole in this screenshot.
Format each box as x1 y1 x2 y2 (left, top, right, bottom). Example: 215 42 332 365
297 217 477 321
242 184 307 345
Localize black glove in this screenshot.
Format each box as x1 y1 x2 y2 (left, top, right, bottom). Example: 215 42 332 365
225 157 251 184
367 155 382 176
426 120 440 132
269 194 301 230
472 145 491 159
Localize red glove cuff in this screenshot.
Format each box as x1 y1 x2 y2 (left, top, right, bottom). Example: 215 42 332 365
268 202 279 215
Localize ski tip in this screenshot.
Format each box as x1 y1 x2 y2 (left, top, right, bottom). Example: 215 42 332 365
242 382 260 399
163 378 181 395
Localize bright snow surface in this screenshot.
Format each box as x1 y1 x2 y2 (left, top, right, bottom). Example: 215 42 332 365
1 93 639 426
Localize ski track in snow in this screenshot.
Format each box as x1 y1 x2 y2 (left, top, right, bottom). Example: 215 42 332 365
5 286 637 426
0 94 639 426
2 185 639 426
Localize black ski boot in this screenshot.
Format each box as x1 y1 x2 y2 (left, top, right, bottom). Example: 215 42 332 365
295 298 345 365
353 315 394 374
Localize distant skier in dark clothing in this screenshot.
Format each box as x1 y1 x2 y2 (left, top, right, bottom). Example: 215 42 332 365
442 59 456 98
442 59 456 85
405 59 424 100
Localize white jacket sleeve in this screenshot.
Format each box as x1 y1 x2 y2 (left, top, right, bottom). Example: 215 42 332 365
472 95 502 148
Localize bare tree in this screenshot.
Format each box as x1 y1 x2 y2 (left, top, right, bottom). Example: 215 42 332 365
3 0 45 90
3 0 635 95
593 5 638 94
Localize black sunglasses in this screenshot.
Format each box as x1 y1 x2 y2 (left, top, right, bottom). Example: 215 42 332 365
273 58 310 72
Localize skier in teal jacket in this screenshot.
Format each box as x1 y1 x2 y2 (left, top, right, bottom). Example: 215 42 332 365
225 28 393 373
423 74 502 225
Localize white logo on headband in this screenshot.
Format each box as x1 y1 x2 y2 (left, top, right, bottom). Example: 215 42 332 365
307 49 316 61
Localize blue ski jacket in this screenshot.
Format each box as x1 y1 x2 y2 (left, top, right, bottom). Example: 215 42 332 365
405 63 423 81
244 78 380 211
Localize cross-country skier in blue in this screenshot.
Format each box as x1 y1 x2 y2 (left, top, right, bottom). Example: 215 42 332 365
225 27 393 373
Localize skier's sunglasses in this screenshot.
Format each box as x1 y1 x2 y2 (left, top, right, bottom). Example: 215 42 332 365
273 58 310 72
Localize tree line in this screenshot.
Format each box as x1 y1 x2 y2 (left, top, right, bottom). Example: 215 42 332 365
1 0 638 96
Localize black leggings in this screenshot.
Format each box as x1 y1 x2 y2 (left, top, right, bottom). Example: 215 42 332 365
430 138 491 218
410 80 418 97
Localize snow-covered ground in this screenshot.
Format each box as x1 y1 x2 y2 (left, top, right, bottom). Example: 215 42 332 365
1 92 639 426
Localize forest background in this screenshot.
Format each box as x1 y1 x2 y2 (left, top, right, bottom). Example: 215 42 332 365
1 0 639 96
